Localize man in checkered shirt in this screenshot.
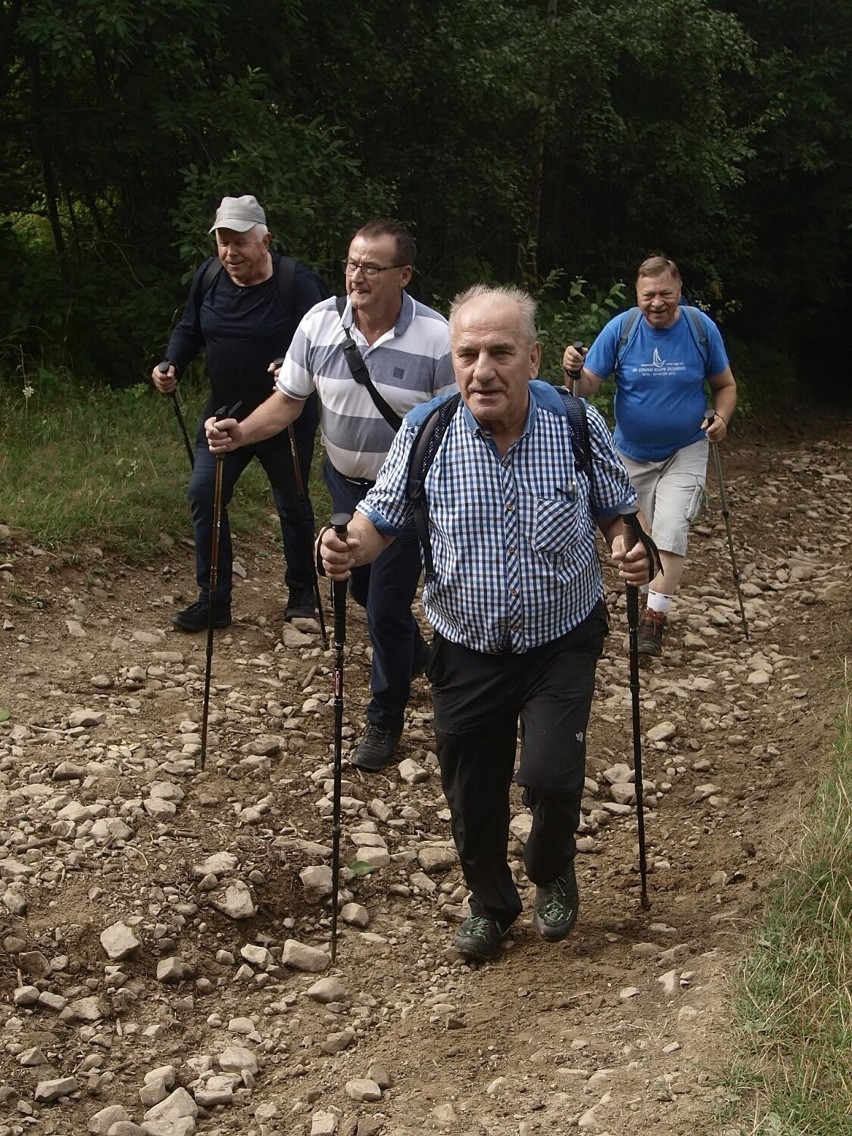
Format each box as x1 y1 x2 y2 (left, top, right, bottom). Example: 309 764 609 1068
319 284 651 963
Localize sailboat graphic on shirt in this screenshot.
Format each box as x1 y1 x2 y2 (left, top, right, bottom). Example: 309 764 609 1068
652 348 666 368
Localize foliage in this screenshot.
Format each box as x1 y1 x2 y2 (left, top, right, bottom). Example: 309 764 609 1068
0 369 285 555
723 691 852 1134
1 0 851 403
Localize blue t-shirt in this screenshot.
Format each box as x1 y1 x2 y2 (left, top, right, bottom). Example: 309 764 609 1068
584 308 729 462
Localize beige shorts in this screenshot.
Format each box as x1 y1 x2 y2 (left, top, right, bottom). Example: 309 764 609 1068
620 439 708 557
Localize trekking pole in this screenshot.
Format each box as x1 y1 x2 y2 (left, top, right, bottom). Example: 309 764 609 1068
620 507 662 911
329 511 352 963
706 412 749 640
563 341 585 397
273 356 327 646
199 401 242 771
157 361 195 469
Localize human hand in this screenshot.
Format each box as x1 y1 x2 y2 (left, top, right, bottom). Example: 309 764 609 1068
317 524 357 581
152 361 176 394
611 534 652 586
702 410 728 443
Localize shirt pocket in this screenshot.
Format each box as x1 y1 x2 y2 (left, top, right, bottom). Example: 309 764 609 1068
532 490 584 556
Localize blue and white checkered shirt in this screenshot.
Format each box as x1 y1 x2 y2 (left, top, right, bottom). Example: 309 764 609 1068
357 380 637 654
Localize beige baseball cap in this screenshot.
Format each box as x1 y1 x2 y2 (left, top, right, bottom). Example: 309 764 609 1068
208 195 266 233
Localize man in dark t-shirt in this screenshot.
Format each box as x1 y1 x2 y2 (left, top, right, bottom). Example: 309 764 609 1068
152 195 326 631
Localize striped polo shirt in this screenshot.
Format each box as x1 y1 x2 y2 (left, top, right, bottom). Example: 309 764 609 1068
276 292 457 480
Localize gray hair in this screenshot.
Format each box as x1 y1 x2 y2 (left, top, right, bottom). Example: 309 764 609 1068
449 284 537 342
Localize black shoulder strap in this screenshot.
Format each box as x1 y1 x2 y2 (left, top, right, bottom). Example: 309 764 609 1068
276 254 298 310
334 296 403 432
406 394 462 582
555 388 592 483
683 306 711 379
615 307 642 370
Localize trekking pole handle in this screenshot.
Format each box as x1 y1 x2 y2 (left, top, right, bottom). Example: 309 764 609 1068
213 401 243 421
157 360 171 374
564 341 585 395
330 512 351 539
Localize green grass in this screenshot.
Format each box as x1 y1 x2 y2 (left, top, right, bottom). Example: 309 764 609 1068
0 374 331 557
722 679 852 1135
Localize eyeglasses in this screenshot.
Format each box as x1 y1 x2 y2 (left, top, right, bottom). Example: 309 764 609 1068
342 258 408 278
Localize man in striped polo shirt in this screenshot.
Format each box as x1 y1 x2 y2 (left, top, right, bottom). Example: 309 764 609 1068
207 219 456 771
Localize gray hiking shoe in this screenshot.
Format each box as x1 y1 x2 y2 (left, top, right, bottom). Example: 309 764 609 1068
454 916 508 962
533 861 580 942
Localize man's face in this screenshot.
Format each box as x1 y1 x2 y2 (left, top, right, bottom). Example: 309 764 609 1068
636 270 682 328
215 226 271 286
451 296 540 434
344 233 412 318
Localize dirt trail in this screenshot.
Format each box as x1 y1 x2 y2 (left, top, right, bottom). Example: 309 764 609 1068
1 417 850 1136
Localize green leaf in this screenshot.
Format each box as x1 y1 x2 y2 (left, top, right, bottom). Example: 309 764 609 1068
348 860 377 877
0 709 10 722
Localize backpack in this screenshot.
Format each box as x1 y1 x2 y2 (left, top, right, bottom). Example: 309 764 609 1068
616 305 711 378
407 388 593 583
197 253 331 314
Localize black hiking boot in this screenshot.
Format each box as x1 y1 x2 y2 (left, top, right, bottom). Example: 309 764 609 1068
350 723 402 772
284 585 317 621
172 599 231 632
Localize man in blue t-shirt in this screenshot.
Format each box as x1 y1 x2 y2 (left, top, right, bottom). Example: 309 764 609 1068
152 195 326 632
562 256 737 656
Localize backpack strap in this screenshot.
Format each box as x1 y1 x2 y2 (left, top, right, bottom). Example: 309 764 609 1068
334 296 403 432
615 307 642 371
406 393 462 583
682 305 711 379
555 388 592 483
276 254 298 310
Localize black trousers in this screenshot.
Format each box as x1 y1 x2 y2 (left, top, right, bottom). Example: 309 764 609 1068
429 602 607 928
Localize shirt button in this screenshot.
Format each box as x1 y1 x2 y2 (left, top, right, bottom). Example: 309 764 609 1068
508 546 516 555
506 502 514 511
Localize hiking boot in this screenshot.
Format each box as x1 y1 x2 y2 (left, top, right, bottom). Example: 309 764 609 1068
172 599 231 632
454 915 508 962
284 585 317 621
533 862 580 942
350 723 402 772
637 607 666 656
411 635 431 679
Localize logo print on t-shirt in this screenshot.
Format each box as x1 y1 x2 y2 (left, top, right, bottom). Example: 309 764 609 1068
652 348 665 368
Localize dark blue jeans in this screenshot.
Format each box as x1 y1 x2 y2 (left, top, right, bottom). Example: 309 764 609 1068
188 395 319 605
323 459 424 730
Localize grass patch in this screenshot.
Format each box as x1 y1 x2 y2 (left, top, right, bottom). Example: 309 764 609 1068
723 679 852 1134
0 375 331 558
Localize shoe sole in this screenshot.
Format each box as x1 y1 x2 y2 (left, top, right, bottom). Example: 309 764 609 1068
350 754 397 772
173 620 231 632
453 936 501 962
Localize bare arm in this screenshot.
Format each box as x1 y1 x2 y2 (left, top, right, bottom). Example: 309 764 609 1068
561 343 605 399
206 389 305 453
703 367 737 443
318 511 394 580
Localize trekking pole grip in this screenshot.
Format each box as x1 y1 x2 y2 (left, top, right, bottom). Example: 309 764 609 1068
564 341 585 396
329 513 351 641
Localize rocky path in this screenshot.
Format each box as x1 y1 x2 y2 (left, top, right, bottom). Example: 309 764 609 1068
1 419 850 1136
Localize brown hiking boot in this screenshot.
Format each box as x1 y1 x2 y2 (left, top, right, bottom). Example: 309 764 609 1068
638 608 666 656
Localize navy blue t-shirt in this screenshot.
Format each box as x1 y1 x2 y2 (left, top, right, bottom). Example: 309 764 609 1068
166 255 327 419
